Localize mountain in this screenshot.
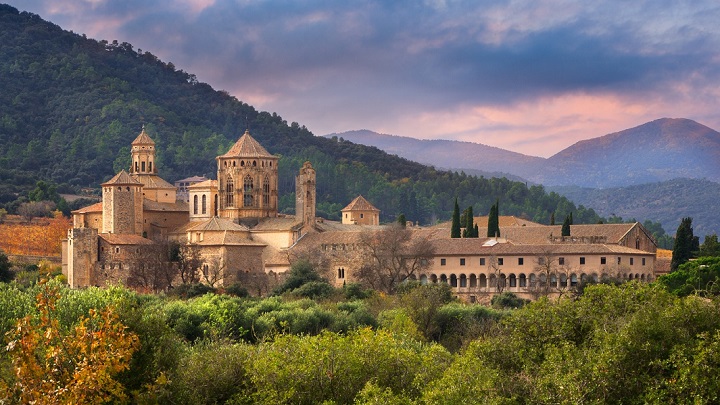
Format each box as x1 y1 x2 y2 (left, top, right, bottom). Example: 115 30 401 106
324 130 542 181
327 119 720 189
538 118 720 187
0 4 593 226
549 178 720 239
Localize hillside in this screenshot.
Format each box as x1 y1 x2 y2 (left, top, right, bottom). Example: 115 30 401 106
550 178 720 238
325 130 541 180
0 4 594 226
538 118 720 187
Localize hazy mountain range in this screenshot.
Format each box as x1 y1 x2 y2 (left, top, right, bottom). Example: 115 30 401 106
326 118 720 188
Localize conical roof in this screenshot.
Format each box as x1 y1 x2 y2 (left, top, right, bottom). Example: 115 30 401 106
219 130 273 158
131 126 155 145
341 195 379 212
102 170 143 186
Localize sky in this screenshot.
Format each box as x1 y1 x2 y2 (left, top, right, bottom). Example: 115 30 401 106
9 0 720 157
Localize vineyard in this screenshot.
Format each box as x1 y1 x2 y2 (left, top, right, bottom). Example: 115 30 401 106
0 215 71 256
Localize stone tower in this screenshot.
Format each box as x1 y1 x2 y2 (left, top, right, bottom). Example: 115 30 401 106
295 161 316 226
102 170 144 235
217 130 279 220
129 127 177 203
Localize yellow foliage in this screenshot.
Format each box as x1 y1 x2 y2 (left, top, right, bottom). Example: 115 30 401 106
0 281 139 404
0 216 71 256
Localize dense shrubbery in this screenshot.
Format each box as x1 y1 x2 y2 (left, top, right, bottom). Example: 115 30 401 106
3 273 720 402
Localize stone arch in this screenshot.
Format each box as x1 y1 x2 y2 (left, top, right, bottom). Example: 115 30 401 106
469 274 477 288
450 274 458 288
440 274 447 284
459 274 467 287
479 274 487 288
430 274 438 283
519 273 527 287
420 274 428 284
509 273 517 287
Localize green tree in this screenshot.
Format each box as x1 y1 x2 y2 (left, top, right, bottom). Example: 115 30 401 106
451 198 461 238
462 206 477 238
396 213 407 228
273 259 325 295
672 217 697 271
0 249 12 283
487 200 500 238
699 234 720 257
561 215 571 237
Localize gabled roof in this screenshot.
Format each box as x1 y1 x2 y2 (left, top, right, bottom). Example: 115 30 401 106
102 170 143 186
131 127 155 145
132 173 176 190
187 216 249 232
72 201 103 214
219 130 274 158
341 195 379 212
99 233 154 245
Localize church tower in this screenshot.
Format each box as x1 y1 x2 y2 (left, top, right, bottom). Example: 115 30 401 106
217 130 279 220
129 127 177 203
295 161 316 226
101 170 144 235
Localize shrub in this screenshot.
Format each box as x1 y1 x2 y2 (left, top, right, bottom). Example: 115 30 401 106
491 292 529 309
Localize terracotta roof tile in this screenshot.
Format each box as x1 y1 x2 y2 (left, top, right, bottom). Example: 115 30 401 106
341 195 379 212
132 174 176 190
99 233 154 245
219 130 274 158
131 127 155 145
102 170 143 186
72 201 103 214
187 217 249 232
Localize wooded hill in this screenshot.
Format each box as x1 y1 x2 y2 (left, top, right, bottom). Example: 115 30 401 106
0 4 597 225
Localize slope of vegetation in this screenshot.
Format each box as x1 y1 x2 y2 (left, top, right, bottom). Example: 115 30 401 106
0 4 598 225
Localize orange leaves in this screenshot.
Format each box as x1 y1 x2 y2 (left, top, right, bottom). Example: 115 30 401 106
0 216 71 256
1 281 139 404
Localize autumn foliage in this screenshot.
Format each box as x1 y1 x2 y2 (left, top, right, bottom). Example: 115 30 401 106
0 280 139 404
0 215 71 256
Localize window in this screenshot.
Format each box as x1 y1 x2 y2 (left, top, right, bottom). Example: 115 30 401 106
360 214 364 218
263 176 270 206
580 257 586 265
497 258 504 266
243 175 254 207
636 238 641 249
518 258 524 265
480 258 486 266
630 258 634 266
618 257 622 265
559 257 565 265
193 195 198 215
202 194 207 215
338 268 345 279
642 258 646 266
149 162 152 172
141 161 146 172
440 258 446 266
601 257 607 265
538 257 545 265
226 175 234 206
460 258 466 266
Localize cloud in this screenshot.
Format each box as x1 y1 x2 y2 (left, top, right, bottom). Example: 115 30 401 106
9 0 720 156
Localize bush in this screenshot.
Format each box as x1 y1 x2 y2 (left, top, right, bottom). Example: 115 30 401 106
291 281 334 299
491 292 529 309
225 283 249 298
343 282 372 300
171 283 216 299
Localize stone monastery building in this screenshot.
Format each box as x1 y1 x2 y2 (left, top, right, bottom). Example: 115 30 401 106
63 128 657 299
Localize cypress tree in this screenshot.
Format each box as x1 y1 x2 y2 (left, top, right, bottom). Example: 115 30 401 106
451 198 461 238
561 215 571 237
465 206 475 238
397 213 406 228
569 212 573 225
550 212 555 226
671 217 695 271
487 200 500 238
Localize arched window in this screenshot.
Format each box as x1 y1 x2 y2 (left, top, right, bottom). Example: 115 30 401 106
519 273 527 287
509 273 517 287
459 274 467 287
244 175 254 207
263 176 270 206
226 175 234 206
469 274 477 287
193 195 198 215
202 194 207 215
479 274 487 288
149 162 152 172
450 274 458 287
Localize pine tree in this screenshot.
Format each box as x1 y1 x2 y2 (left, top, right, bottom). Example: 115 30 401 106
561 215 571 237
397 214 406 228
451 198 461 238
672 217 696 271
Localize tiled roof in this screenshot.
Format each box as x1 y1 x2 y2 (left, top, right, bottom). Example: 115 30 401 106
188 217 249 232
131 127 155 145
430 238 653 256
194 231 266 247
459 223 640 245
433 215 545 229
341 195 379 212
99 233 154 245
143 199 189 212
263 246 291 266
132 174 176 190
102 170 143 186
72 202 103 214
251 217 303 231
187 179 217 189
219 130 274 158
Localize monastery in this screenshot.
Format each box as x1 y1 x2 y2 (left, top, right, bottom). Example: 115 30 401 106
63 128 657 300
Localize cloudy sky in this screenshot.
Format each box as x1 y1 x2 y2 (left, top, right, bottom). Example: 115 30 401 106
9 0 720 157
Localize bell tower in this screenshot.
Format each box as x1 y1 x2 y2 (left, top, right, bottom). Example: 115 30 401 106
295 161 316 226
130 125 156 175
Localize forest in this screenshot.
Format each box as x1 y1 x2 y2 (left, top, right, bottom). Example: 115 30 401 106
1 253 720 404
0 4 602 227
